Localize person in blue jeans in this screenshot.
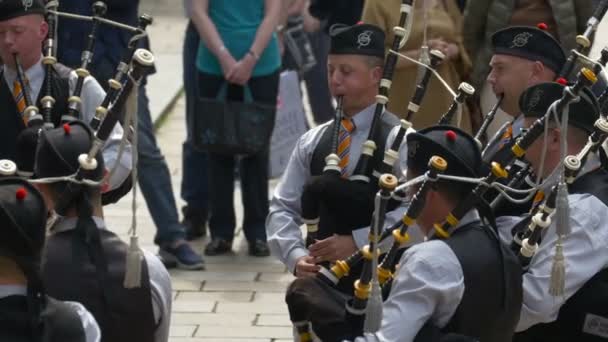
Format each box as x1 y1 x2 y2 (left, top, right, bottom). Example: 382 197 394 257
57 0 204 269
181 15 209 240
191 0 281 256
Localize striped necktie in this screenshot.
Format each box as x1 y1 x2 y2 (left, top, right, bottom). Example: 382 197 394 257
12 79 27 123
338 118 355 175
497 122 513 150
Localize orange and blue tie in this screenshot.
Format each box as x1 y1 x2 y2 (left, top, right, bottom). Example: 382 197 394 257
12 80 27 123
337 118 355 175
498 122 513 150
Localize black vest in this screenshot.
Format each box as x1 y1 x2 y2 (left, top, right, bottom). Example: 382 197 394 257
514 168 608 342
0 65 70 160
309 111 399 294
439 222 523 342
0 295 85 342
309 111 400 237
42 228 156 342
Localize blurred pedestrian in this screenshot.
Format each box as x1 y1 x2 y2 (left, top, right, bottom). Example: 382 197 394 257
57 0 205 270
181 0 210 241
363 0 474 132
191 0 281 256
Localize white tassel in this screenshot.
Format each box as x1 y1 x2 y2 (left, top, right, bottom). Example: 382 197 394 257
123 77 141 290
363 279 383 333
548 237 566 297
555 182 570 236
123 235 143 288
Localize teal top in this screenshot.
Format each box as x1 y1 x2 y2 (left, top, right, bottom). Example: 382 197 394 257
196 0 280 77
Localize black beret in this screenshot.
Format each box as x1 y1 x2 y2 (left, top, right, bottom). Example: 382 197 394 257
0 178 47 260
15 125 41 178
491 25 566 74
0 0 45 21
34 121 104 182
519 82 599 133
407 125 482 179
329 23 385 59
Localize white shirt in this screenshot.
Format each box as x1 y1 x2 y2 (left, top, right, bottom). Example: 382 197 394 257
496 161 608 331
355 211 481 342
0 285 101 342
1 58 132 191
50 216 173 342
266 103 418 273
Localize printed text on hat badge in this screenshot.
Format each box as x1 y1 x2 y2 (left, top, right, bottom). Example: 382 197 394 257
22 0 33 11
357 30 373 49
510 32 533 48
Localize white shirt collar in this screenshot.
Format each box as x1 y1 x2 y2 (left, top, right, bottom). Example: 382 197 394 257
348 103 376 133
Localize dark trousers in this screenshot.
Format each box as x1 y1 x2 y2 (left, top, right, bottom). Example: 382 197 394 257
197 70 279 242
181 21 210 213
136 80 186 245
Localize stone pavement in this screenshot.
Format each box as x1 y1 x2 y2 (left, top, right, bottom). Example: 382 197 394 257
105 93 296 342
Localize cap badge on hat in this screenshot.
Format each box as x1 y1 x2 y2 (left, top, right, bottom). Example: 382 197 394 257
357 30 373 49
510 32 533 48
22 0 33 11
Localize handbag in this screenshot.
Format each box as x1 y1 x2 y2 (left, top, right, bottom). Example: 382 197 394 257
192 82 277 155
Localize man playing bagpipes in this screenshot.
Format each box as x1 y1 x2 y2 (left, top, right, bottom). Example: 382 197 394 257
266 23 416 281
32 120 172 342
479 24 567 218
496 81 608 341
347 126 523 342
0 0 131 193
482 24 566 161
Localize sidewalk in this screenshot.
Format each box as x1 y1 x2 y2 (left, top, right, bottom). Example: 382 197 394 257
103 12 296 342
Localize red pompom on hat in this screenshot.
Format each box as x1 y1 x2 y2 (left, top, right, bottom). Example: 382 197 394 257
445 130 457 142
537 22 548 30
556 77 568 85
16 187 27 201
